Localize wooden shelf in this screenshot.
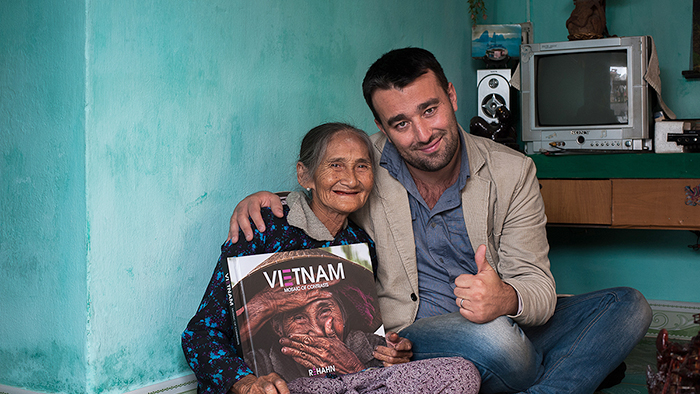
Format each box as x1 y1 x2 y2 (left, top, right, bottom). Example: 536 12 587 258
539 178 700 230
539 179 612 225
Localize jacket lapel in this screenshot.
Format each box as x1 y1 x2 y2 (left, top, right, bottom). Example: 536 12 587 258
460 131 493 264
372 135 420 289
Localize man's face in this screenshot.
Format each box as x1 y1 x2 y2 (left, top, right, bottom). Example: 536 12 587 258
276 298 345 339
371 70 460 173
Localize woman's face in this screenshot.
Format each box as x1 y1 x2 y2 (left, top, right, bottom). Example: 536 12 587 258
276 297 345 339
301 131 374 219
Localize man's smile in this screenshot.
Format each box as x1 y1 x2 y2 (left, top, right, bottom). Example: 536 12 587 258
416 135 442 154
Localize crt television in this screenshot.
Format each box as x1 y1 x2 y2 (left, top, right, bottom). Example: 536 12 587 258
520 36 652 154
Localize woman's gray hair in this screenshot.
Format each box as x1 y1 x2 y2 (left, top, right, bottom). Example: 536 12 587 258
298 122 375 181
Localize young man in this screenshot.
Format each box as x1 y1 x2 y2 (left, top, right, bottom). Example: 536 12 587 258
228 48 652 394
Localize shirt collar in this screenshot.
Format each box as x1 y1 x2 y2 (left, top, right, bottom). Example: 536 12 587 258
286 191 343 241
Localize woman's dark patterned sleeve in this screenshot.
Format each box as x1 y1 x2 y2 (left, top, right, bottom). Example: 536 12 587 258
181 224 273 394
182 250 253 394
182 209 285 394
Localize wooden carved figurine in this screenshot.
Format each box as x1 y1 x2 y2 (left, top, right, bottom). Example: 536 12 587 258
646 314 700 393
566 0 607 40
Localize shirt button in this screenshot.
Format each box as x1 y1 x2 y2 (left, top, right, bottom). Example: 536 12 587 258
430 222 437 228
410 293 418 302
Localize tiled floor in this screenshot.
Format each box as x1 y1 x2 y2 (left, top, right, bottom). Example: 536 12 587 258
598 337 658 394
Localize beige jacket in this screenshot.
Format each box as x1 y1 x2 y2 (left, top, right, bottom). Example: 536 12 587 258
351 129 556 333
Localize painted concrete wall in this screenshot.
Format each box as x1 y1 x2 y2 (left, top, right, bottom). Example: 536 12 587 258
0 0 88 393
2 0 475 393
84 1 476 392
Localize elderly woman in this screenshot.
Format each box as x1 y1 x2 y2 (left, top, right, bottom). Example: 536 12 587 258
182 123 479 394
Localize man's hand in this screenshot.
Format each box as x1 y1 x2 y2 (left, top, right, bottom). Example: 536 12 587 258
454 244 518 324
227 191 284 242
231 373 289 394
373 331 413 366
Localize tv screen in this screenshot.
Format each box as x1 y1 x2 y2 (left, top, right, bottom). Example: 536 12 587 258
536 50 628 127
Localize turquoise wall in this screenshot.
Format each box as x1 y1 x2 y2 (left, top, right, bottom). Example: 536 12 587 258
1 0 88 393
84 1 476 392
547 228 700 302
2 0 476 393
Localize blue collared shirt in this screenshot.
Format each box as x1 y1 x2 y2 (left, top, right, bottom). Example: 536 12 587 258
380 133 476 319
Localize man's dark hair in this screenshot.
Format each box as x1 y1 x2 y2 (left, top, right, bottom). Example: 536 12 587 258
362 47 450 123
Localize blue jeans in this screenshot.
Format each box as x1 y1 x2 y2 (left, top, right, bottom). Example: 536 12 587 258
399 287 652 394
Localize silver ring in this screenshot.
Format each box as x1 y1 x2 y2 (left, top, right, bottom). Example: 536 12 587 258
459 298 465 309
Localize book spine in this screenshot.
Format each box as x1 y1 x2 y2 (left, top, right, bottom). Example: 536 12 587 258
224 265 243 357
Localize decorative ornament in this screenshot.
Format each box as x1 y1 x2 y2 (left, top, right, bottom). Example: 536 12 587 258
566 0 608 40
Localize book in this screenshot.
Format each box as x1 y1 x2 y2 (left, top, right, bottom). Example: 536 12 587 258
225 243 385 381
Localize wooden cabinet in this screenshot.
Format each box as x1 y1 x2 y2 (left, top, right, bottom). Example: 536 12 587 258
539 180 612 225
539 178 700 229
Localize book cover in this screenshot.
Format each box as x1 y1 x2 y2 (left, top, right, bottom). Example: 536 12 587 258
226 243 385 381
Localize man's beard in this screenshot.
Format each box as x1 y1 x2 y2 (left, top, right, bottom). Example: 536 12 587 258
400 128 459 172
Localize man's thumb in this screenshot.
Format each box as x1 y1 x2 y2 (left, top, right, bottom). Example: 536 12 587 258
475 244 490 273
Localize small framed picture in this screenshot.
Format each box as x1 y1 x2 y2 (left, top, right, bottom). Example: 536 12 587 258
472 24 523 60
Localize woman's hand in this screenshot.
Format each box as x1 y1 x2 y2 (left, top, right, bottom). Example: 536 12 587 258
279 319 365 374
373 331 413 366
231 373 289 394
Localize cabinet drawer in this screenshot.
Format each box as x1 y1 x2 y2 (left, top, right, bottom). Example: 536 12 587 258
539 179 612 225
612 179 700 229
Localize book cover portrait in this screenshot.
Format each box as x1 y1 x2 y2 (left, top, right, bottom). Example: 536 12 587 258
226 243 385 381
